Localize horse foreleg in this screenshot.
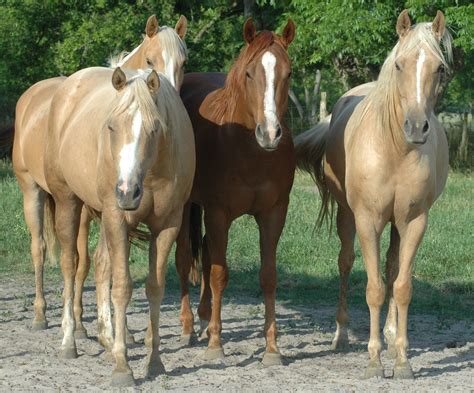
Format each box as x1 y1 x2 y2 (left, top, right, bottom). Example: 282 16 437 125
73 206 92 339
255 200 288 366
392 213 427 379
103 212 134 387
356 214 385 379
331 205 356 352
201 209 229 361
383 224 400 358
145 221 180 379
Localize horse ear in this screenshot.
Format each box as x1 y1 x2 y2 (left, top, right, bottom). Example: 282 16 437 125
147 70 160 92
432 10 446 40
243 17 256 44
112 67 127 91
396 9 411 38
175 15 187 39
281 19 296 48
146 15 159 38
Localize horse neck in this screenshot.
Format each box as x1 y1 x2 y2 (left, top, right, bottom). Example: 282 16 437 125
212 85 255 130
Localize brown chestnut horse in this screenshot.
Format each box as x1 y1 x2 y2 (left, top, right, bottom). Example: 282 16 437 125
175 18 296 366
13 14 187 336
295 10 452 379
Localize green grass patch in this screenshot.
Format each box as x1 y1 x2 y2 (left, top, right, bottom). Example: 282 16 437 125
1 158 472 319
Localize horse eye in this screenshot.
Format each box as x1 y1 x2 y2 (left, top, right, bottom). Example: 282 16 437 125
437 64 445 73
395 62 401 71
246 71 252 80
146 58 153 67
288 71 292 78
108 125 115 132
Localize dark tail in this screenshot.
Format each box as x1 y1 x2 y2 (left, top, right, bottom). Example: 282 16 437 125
0 122 14 158
293 115 335 228
188 203 202 285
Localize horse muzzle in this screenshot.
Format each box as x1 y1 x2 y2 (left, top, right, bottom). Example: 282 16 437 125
403 117 430 145
255 123 282 151
115 180 143 211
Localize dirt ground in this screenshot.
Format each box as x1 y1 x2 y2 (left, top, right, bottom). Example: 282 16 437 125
0 275 472 392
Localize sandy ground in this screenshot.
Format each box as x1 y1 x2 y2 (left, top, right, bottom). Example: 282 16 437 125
0 275 473 392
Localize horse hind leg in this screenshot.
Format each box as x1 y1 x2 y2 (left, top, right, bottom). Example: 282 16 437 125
331 205 356 352
383 224 400 359
175 203 197 346
197 234 212 340
73 206 92 339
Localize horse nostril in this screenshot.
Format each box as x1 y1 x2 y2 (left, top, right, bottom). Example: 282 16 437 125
133 184 141 200
115 183 123 196
275 125 282 139
422 120 429 134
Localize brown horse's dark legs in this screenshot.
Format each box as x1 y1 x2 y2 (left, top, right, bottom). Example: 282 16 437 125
255 201 288 366
197 234 212 336
383 224 400 358
201 209 229 360
175 203 196 344
73 206 92 339
332 206 356 351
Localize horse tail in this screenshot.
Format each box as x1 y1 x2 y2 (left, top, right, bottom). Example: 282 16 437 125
188 203 202 285
294 115 335 228
43 194 60 266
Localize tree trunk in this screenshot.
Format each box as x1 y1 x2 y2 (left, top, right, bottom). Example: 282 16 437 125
458 112 469 162
320 91 328 120
244 0 255 17
289 88 304 120
310 69 321 124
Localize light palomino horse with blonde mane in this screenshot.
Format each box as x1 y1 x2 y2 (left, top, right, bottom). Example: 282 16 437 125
295 10 452 379
43 67 194 386
13 14 187 339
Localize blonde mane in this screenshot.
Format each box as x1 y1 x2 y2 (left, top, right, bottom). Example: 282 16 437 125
352 22 453 150
109 26 188 68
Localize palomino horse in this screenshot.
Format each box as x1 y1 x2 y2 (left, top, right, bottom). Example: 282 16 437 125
175 18 296 365
43 67 194 386
13 14 187 336
294 10 452 379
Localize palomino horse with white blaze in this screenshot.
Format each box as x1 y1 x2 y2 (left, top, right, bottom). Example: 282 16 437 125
295 10 452 379
43 67 194 386
175 18 296 365
13 14 187 337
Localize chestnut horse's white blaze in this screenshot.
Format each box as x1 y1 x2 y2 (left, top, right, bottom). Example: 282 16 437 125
118 107 142 192
261 51 278 134
416 48 426 104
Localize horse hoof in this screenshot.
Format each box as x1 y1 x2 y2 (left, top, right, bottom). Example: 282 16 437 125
32 320 48 331
74 327 88 340
126 332 136 345
100 350 115 362
180 332 197 347
145 357 166 379
362 362 384 379
58 347 78 360
394 362 414 379
331 337 350 352
111 370 135 387
386 345 397 359
202 347 225 361
262 352 282 366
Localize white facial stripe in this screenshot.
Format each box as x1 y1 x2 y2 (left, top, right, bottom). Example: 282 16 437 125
261 51 278 128
416 49 426 104
118 109 142 191
162 49 176 88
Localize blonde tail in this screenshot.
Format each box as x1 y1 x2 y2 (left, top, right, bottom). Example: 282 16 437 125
294 115 335 228
43 195 60 266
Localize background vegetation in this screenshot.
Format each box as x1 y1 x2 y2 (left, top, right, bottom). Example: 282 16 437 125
0 0 473 165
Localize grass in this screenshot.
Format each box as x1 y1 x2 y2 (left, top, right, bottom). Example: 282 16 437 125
1 158 473 319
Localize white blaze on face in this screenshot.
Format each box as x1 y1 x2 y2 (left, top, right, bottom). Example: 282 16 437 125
162 49 176 89
261 51 279 131
416 48 426 104
118 108 142 192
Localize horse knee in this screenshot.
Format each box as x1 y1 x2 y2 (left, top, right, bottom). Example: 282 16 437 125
366 280 385 307
393 278 412 306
